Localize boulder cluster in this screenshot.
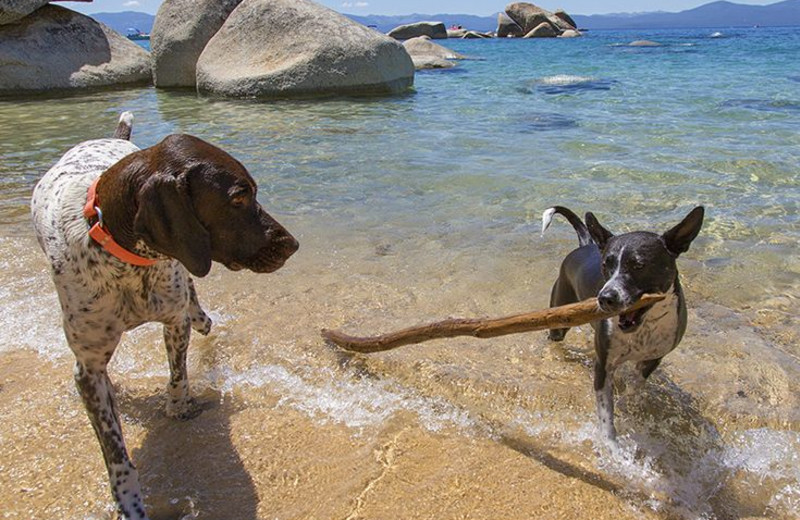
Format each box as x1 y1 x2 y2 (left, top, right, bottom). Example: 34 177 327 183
155 0 414 98
0 1 580 97
0 1 150 92
497 3 580 38
385 3 580 41
0 0 414 98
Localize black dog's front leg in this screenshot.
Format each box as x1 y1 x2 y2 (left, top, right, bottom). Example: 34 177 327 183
594 324 617 442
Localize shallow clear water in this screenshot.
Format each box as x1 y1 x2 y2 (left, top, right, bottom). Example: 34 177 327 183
0 26 798 519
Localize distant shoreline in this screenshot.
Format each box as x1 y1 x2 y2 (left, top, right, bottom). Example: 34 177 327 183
90 0 800 35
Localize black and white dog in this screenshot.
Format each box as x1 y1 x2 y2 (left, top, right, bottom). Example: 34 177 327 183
542 206 704 440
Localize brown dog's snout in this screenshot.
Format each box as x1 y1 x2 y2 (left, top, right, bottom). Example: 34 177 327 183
270 230 299 262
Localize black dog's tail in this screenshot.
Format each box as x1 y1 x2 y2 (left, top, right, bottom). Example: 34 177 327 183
112 111 134 140
541 206 593 247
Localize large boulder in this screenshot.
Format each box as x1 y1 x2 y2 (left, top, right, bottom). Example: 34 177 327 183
0 5 151 94
505 3 574 36
403 35 463 70
150 0 242 88
387 21 447 40
0 0 49 25
196 0 414 99
497 12 523 37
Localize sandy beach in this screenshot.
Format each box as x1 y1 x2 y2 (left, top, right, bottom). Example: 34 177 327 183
1 20 799 520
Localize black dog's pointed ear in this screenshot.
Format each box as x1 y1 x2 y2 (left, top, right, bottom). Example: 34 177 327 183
134 175 212 277
663 206 705 256
585 212 614 249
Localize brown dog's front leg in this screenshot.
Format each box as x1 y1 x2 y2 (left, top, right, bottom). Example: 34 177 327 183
164 316 200 420
74 360 148 520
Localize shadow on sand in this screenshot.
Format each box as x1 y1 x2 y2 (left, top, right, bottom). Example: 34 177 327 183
119 388 258 520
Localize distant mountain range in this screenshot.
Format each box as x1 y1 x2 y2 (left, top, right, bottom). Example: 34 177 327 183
574 0 800 29
92 0 800 35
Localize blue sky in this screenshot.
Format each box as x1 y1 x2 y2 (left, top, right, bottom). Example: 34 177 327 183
70 0 780 16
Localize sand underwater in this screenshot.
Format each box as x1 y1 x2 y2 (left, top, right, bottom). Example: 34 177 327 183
1 27 799 520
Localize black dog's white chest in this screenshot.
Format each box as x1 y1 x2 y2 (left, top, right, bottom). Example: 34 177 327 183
605 293 681 367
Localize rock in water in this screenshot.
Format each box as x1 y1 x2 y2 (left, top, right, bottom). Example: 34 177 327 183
403 35 464 60
524 21 557 38
151 0 242 88
505 2 574 36
497 12 524 38
0 0 49 25
196 0 414 99
403 36 463 70
554 9 577 29
629 40 662 47
0 5 151 94
387 21 447 40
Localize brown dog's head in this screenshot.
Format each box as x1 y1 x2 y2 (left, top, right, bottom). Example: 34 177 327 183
127 134 298 277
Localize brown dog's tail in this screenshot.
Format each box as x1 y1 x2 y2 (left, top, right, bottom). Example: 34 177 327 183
541 206 593 247
112 111 134 140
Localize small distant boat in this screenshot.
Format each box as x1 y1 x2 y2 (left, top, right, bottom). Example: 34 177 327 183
710 31 724 38
126 28 150 41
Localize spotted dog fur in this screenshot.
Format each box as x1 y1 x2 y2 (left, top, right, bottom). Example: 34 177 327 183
31 113 298 519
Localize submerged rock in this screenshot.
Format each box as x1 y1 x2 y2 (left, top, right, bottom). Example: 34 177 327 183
558 29 582 38
388 21 447 40
0 5 151 94
196 0 414 99
629 40 662 47
411 56 455 70
0 0 48 25
150 0 242 88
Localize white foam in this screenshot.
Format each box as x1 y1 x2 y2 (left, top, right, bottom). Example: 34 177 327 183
206 363 476 434
0 273 68 359
722 428 800 516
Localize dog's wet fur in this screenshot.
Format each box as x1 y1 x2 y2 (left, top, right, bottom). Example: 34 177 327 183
31 113 298 519
542 206 704 440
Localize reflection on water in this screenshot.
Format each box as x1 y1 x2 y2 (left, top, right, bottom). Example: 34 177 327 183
0 26 798 520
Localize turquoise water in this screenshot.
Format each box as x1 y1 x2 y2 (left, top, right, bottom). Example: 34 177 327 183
0 26 799 519
2 27 798 308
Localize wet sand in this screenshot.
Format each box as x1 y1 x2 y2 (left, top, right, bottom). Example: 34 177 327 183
1 228 797 519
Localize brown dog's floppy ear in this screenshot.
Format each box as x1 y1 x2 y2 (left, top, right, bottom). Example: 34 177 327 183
663 206 704 256
134 175 212 277
585 212 614 250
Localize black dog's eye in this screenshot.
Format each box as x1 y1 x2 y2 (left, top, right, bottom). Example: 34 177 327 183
603 256 616 272
632 259 645 270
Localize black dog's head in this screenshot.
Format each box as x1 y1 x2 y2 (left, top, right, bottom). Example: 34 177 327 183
586 207 704 332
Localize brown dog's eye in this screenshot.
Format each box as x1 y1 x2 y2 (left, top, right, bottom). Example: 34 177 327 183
229 187 251 208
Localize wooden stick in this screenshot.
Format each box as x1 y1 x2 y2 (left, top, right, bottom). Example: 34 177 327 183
321 294 666 353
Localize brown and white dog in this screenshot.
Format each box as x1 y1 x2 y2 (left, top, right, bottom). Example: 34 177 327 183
31 113 298 519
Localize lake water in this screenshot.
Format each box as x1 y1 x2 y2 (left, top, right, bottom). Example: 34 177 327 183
0 27 798 519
